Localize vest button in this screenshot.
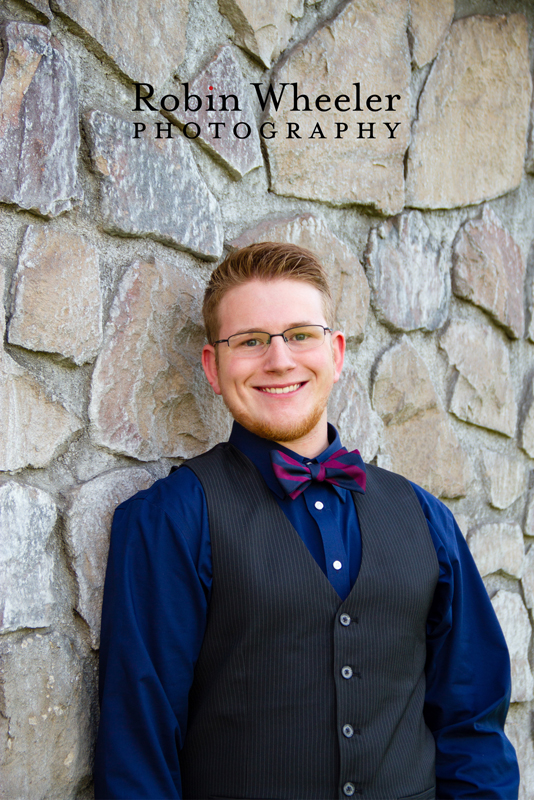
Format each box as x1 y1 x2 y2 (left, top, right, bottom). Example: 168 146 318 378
342 724 354 738
343 782 356 796
340 613 351 626
341 665 353 679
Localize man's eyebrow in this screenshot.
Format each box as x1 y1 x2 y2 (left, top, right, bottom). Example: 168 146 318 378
228 321 317 336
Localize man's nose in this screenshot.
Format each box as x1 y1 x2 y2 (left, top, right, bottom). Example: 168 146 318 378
262 334 297 369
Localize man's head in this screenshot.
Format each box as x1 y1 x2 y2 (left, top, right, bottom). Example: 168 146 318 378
202 243 345 457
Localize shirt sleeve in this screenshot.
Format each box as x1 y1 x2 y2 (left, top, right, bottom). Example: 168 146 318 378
411 483 520 799
93 468 212 800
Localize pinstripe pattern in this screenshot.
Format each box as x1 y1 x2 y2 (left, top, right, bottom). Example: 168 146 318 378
179 444 438 800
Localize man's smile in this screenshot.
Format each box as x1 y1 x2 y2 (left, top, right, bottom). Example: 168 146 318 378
257 382 305 394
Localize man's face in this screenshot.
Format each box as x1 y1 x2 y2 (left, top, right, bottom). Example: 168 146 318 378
202 278 345 455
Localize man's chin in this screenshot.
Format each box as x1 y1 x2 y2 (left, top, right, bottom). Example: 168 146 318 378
226 403 327 446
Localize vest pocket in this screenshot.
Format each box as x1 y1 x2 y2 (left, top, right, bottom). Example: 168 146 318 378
398 787 435 800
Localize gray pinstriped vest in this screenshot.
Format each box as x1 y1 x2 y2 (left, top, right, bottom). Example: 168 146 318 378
179 444 439 800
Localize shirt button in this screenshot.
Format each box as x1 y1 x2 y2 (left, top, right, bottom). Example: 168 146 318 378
342 724 354 738
340 613 351 626
333 560 342 570
315 500 324 510
343 782 355 796
341 665 353 679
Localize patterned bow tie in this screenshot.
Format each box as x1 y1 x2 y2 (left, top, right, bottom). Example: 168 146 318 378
270 447 366 500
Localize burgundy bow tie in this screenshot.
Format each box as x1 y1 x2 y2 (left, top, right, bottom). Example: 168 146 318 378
270 447 366 500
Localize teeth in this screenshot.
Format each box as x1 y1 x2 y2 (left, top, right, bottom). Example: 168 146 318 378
262 383 301 394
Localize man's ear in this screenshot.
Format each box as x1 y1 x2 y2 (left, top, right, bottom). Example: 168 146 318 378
202 344 222 395
331 330 345 383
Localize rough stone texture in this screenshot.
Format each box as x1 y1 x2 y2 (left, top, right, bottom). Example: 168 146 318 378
170 46 263 180
89 257 223 461
23 0 53 19
327 368 381 462
0 22 81 217
408 0 454 67
521 546 534 609
365 211 450 332
526 91 534 174
482 450 528 510
84 110 223 261
232 214 370 345
63 467 154 648
439 321 517 438
0 631 93 800
505 702 534 800
0 482 56 633
452 207 526 339
406 15 531 210
8 226 103 365
525 493 534 538
0 266 82 472
219 0 303 68
491 590 534 703
264 0 410 214
466 523 524 579
372 337 471 498
53 0 189 87
520 378 534 458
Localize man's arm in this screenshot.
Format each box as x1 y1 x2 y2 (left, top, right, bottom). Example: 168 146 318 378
412 484 520 799
94 469 211 800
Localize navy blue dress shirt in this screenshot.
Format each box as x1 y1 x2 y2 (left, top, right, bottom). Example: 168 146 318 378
94 422 519 799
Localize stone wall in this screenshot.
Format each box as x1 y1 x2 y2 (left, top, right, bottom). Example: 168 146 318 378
0 0 534 796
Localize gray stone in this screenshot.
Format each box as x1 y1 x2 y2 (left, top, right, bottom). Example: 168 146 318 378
408 0 454 68
365 211 450 332
169 46 263 180
452 207 525 339
8 226 103 365
521 545 534 609
232 214 370 345
482 450 528 510
372 337 472 498
525 493 534 539
491 590 534 703
219 0 303 68
520 378 534 459
23 0 53 19
466 523 524 579
53 0 189 87
505 702 534 800
406 15 531 210
0 482 56 634
328 368 381 462
439 321 517 438
84 109 223 261
63 468 154 648
0 22 81 217
0 631 93 800
264 0 410 214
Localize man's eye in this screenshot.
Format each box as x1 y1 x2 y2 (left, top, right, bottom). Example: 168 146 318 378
288 332 309 342
239 338 262 347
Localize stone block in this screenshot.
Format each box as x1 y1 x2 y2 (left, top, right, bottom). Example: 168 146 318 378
89 257 223 461
8 226 103 365
264 0 410 214
467 523 524 579
372 337 472 498
0 482 56 633
452 207 525 339
520 378 534 459
521 545 534 609
491 590 534 703
169 46 263 180
63 467 153 648
219 0 303 67
0 631 93 800
406 15 531 209
0 22 81 218
23 0 53 19
505 702 534 800
232 214 369 345
408 0 454 67
365 211 450 332
53 0 189 87
482 450 528 510
84 110 223 261
327 368 381 462
439 321 517 438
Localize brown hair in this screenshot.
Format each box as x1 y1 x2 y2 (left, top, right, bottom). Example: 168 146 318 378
202 241 334 343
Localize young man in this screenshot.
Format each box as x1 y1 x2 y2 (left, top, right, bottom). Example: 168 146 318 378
95 243 519 799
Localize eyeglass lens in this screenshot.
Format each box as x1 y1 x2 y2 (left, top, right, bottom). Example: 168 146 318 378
227 325 327 356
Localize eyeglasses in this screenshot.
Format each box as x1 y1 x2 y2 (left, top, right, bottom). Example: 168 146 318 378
213 325 332 358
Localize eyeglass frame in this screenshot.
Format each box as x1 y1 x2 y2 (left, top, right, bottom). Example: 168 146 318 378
212 324 333 354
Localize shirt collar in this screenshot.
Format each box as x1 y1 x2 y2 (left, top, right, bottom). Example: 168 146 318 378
228 421 351 501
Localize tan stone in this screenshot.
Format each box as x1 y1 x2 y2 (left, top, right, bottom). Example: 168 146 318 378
520 378 534 459
439 321 517 438
482 450 528 510
8 226 103 365
467 523 524 579
232 214 370 345
409 0 454 67
219 0 303 67
491 590 534 703
264 0 410 214
365 211 450 332
505 703 534 800
53 0 189 87
520 546 534 609
372 337 471 498
406 15 531 210
328 368 381 462
63 468 154 648
452 207 525 339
